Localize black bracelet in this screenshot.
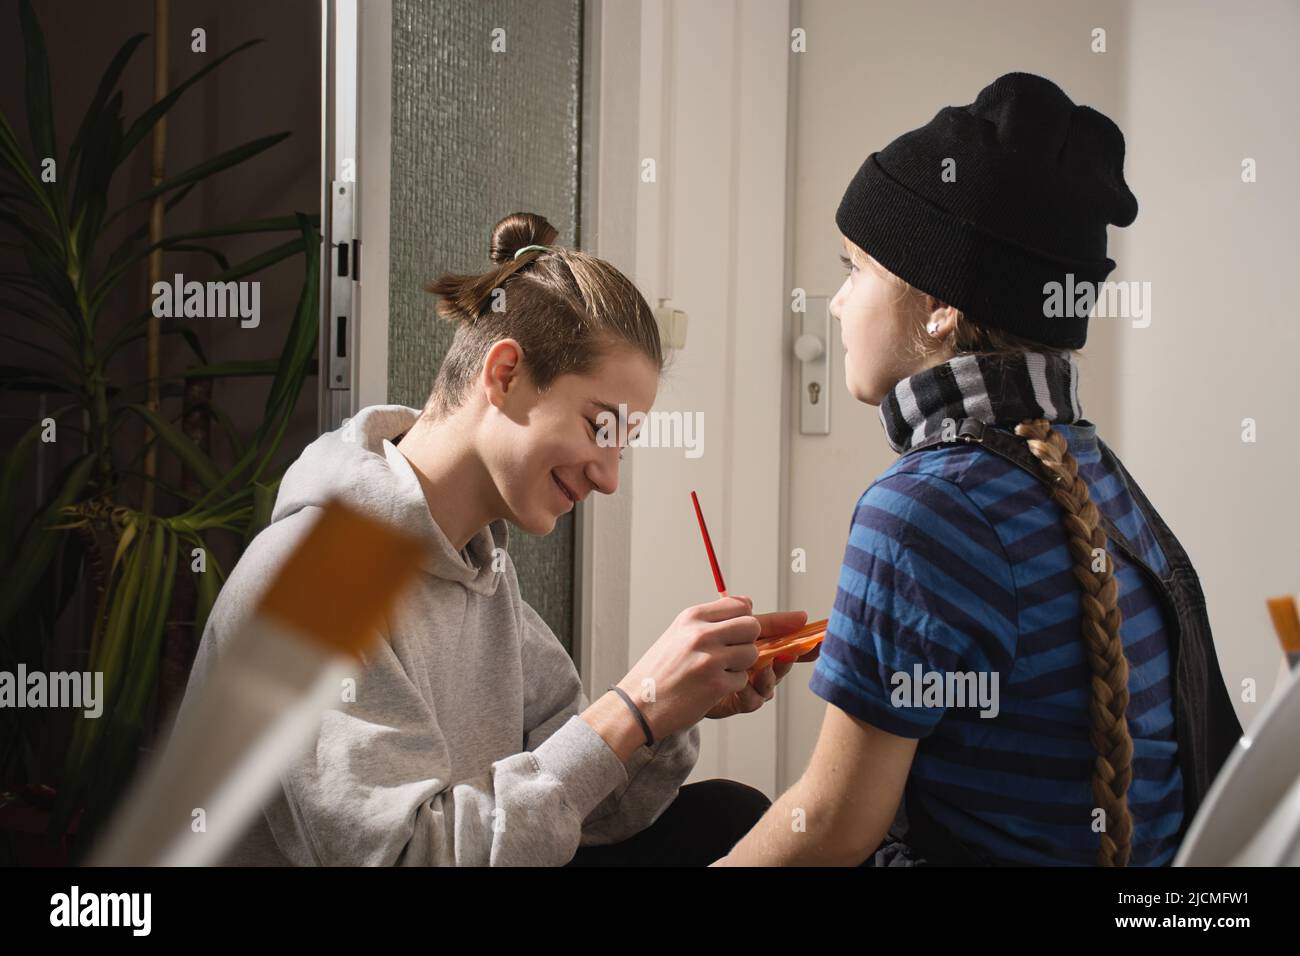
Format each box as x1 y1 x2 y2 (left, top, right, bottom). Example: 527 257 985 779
607 685 655 747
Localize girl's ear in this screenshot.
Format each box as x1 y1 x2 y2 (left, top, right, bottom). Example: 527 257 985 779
922 299 959 337
480 339 525 409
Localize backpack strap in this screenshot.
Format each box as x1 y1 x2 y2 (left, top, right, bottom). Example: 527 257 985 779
900 417 1053 483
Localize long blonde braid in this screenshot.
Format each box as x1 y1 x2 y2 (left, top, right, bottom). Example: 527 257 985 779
1014 418 1134 866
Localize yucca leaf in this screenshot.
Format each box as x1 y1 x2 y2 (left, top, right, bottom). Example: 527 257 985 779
93 522 148 703
120 404 221 491
109 519 138 577
113 469 204 508
130 529 175 691
19 240 81 325
153 242 231 272
0 294 75 347
114 132 290 214
0 269 47 291
0 429 38 560
0 109 56 222
68 524 173 847
117 39 264 164
209 236 306 285
93 225 302 310
193 539 223 638
202 398 247 462
66 33 148 172
98 181 198 279
259 217 318 432
165 213 320 243
0 453 93 634
103 312 208 366
0 199 63 259
64 522 146 786
0 183 38 206
179 359 278 378
17 0 57 209
92 232 305 319
167 503 253 534
0 406 75 559
248 480 278 541
68 90 124 272
0 330 80 373
101 211 321 288
0 365 80 396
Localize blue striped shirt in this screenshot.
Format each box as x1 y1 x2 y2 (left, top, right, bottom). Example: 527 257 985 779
809 422 1184 865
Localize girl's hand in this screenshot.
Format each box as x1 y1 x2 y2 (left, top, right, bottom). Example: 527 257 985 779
705 610 811 719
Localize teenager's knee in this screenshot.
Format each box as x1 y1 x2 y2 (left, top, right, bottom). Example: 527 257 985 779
677 778 771 836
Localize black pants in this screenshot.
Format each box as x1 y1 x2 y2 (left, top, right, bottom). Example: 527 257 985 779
566 778 771 866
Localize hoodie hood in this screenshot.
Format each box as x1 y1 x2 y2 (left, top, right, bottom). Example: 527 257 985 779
271 404 507 595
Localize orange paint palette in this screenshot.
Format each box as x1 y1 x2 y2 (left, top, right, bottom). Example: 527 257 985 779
750 618 828 674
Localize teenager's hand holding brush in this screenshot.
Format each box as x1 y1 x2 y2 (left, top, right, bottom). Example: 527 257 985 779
690 491 825 719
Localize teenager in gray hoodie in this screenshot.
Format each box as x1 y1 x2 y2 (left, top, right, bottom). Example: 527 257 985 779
180 212 814 866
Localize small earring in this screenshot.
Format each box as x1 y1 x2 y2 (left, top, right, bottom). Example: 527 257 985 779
927 320 940 335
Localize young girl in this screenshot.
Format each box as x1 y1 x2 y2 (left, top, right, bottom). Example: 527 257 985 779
180 212 809 866
718 72 1242 866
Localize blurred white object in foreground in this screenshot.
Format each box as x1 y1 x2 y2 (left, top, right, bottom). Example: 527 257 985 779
90 499 423 866
1175 656 1300 866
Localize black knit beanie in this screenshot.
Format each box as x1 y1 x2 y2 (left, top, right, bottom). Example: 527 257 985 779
835 71 1137 349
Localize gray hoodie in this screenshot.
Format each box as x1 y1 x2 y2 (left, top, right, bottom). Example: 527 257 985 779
178 404 700 865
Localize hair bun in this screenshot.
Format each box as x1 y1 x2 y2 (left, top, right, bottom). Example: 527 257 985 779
490 212 560 265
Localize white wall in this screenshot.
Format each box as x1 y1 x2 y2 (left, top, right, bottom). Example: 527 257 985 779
780 0 1298 787
1121 0 1299 731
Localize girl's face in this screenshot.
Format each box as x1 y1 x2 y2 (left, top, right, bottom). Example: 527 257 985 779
830 232 952 404
480 342 658 536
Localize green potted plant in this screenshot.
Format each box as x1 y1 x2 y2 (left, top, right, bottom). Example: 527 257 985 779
0 0 320 861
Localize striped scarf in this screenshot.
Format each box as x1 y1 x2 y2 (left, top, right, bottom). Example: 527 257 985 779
878 350 1084 454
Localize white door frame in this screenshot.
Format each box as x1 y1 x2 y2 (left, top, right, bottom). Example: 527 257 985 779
354 0 392 412
319 0 392 427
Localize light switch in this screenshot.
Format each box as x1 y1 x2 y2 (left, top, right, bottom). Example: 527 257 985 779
655 302 689 350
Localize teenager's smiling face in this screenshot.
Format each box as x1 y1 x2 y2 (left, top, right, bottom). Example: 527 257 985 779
479 340 658 535
830 232 955 405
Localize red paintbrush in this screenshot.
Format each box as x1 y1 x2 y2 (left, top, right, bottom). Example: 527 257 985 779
690 490 727 595
689 489 827 676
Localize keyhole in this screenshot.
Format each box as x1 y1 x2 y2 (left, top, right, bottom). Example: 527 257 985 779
808 381 821 405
